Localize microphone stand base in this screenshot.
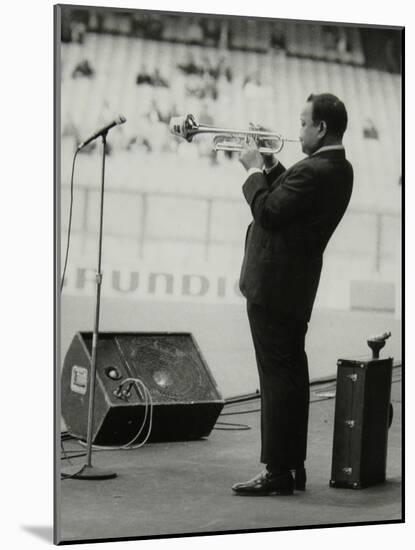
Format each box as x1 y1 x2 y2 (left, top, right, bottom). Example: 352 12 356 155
62 464 117 480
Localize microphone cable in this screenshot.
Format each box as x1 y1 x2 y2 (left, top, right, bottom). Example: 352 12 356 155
60 377 154 472
60 147 79 293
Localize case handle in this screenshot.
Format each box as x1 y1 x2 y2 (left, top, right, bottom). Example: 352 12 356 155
367 331 391 359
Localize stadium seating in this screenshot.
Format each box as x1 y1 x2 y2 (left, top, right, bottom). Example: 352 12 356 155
60 25 401 310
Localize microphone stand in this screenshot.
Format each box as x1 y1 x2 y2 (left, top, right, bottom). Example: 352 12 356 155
64 132 117 480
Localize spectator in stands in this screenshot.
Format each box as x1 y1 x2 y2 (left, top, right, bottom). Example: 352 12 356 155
363 118 379 139
67 9 88 43
131 13 147 37
177 53 203 76
183 72 218 101
184 73 205 100
124 105 153 153
322 25 340 51
135 65 170 87
152 69 169 88
201 55 233 83
202 73 219 101
336 28 351 57
217 56 233 83
61 12 73 43
243 71 261 89
271 25 286 51
71 22 87 44
72 59 94 79
243 71 263 101
148 15 165 39
185 17 204 45
322 25 352 61
129 13 165 39
233 93 353 496
126 134 152 153
200 18 221 47
385 36 400 73
88 10 104 33
134 99 174 153
136 64 153 86
200 55 216 78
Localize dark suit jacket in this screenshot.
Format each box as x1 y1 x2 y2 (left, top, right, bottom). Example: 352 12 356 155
239 149 353 321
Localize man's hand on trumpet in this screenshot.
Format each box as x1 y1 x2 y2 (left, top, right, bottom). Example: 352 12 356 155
250 122 280 169
239 123 279 172
238 136 264 172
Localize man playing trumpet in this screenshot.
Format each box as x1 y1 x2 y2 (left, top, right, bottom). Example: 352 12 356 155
232 93 353 496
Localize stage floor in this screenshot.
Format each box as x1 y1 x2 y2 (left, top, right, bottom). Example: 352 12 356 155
57 369 402 544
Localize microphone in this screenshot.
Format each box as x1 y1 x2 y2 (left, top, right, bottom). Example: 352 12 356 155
77 115 127 150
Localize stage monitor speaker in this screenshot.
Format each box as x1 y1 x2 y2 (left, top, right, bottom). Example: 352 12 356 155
61 332 224 445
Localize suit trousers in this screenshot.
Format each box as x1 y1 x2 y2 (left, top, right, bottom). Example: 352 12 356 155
247 301 310 469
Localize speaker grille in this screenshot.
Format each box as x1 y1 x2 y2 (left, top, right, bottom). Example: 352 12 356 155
80 332 221 403
115 334 214 401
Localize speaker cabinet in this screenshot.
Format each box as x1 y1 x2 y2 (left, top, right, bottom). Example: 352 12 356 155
330 356 393 489
61 332 224 445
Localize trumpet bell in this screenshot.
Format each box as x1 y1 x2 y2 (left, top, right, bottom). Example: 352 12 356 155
169 114 199 142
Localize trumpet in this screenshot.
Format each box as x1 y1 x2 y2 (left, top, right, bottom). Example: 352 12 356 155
169 114 299 154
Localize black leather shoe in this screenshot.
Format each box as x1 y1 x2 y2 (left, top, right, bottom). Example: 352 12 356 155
292 467 306 491
232 470 294 496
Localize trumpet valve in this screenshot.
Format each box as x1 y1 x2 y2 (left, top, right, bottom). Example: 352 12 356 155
212 134 243 152
213 133 284 155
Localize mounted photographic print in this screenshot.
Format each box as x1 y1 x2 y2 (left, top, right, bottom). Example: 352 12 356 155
54 3 403 545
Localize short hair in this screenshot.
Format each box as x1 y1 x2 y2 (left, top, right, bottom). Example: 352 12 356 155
307 93 348 138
